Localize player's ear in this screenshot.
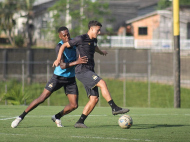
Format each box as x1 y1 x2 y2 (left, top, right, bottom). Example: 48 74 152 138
90 27 93 31
58 34 61 39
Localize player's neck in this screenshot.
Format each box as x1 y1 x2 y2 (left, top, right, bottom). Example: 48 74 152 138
87 31 94 39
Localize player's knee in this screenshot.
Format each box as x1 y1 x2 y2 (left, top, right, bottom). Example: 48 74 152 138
73 103 78 109
39 92 50 103
98 79 107 88
70 102 78 110
95 97 99 104
90 96 99 104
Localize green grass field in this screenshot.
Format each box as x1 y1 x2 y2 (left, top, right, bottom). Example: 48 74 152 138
0 106 190 142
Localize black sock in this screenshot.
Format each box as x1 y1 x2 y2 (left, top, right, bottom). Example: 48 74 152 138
77 114 87 124
55 110 63 119
108 100 121 111
19 111 28 119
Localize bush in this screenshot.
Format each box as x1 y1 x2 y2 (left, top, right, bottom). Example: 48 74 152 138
14 35 24 47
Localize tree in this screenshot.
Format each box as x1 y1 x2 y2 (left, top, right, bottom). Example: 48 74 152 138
0 0 36 47
0 0 18 46
48 0 110 42
20 0 36 48
157 0 190 10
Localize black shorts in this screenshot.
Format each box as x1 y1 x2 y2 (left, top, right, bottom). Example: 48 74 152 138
45 74 78 95
76 71 102 97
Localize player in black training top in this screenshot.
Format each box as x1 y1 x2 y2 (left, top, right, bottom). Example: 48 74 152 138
53 21 130 128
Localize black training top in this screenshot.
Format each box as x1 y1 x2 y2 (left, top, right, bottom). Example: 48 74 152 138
68 34 97 73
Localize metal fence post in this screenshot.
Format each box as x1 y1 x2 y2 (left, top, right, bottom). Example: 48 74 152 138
27 49 32 84
22 60 26 105
47 60 50 106
5 84 7 105
3 49 7 80
123 60 126 107
147 50 151 107
115 49 119 78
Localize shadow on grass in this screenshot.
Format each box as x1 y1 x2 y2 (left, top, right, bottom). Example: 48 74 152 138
132 124 188 129
12 124 189 129
89 124 189 129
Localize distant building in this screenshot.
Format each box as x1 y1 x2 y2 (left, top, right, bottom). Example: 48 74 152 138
126 9 190 40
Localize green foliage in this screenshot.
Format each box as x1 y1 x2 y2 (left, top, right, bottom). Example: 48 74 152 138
180 0 190 5
0 79 190 108
0 0 36 46
0 0 18 45
48 0 110 40
157 0 190 10
14 35 24 47
157 0 171 10
1 80 31 105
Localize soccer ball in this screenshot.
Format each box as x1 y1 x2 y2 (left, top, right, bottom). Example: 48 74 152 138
118 115 133 129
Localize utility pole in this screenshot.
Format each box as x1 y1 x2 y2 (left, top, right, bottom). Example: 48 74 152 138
173 0 180 108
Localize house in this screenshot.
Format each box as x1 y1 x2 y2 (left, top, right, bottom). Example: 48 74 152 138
102 0 159 34
126 9 190 40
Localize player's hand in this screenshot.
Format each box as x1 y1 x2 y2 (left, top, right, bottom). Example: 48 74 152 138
60 60 67 69
52 59 60 67
77 54 88 64
101 50 108 56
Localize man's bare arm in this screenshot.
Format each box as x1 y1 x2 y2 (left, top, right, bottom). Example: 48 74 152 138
53 42 71 67
95 46 108 56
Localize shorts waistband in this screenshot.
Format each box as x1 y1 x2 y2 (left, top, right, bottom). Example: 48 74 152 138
53 74 75 80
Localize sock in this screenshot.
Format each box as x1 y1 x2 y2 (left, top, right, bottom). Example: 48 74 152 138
19 111 28 119
55 110 63 119
108 100 121 111
77 114 87 124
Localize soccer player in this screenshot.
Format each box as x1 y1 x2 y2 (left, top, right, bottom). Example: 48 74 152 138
53 21 130 128
11 26 88 128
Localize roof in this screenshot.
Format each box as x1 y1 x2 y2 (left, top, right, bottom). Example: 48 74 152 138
138 0 159 9
126 10 190 24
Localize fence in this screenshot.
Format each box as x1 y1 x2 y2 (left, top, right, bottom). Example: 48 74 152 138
1 48 190 107
35 36 190 49
97 36 190 50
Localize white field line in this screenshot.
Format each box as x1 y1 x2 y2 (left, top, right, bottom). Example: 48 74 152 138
1 113 189 121
0 115 107 121
71 136 153 141
0 117 17 120
0 133 24 136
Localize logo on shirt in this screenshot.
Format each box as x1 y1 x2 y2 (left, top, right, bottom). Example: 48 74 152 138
48 83 53 88
94 42 97 46
88 43 91 45
92 75 98 80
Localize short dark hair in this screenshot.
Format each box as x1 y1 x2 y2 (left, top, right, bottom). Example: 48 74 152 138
88 20 102 29
58 26 68 33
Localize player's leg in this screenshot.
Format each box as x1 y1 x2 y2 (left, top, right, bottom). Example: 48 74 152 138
96 79 130 115
74 86 99 128
11 75 60 128
11 89 52 128
52 77 78 127
76 71 129 115
51 94 78 127
63 94 78 114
